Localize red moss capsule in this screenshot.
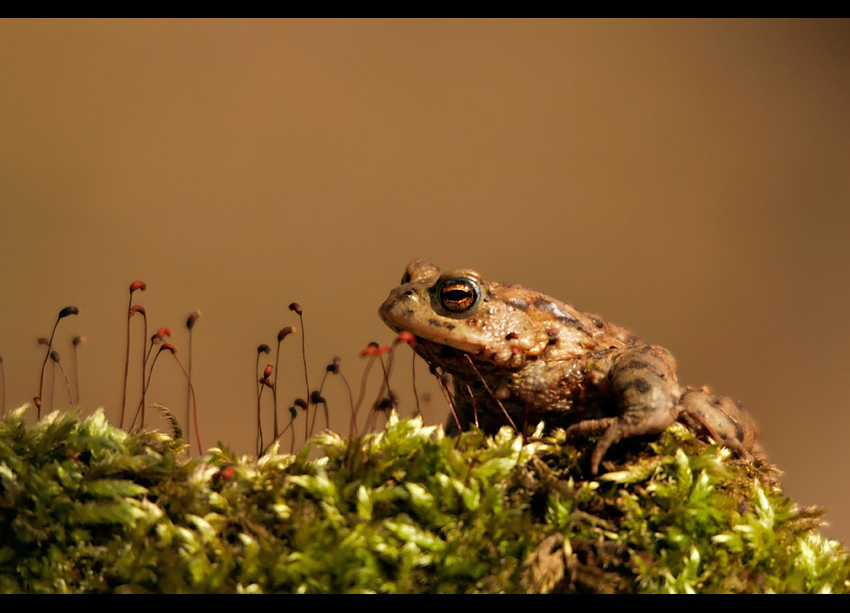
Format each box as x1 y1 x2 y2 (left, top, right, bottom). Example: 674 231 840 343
396 331 416 346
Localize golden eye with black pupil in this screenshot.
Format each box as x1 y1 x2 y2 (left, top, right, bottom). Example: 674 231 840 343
439 278 478 312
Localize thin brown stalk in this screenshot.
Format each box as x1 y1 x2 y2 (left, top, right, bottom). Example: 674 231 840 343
185 311 200 448
37 306 78 418
49 360 55 412
256 374 264 456
131 347 163 431
135 329 172 430
121 283 145 428
138 311 148 426
262 406 297 456
338 370 355 424
288 304 310 444
72 336 85 405
255 345 270 456
272 381 278 443
308 391 329 439
463 354 518 432
50 351 73 408
0 356 5 418
166 348 203 455
120 303 131 427
288 407 297 454
411 351 421 419
434 369 462 433
327 357 355 431
465 383 480 428
273 327 295 442
364 352 394 432
351 350 378 437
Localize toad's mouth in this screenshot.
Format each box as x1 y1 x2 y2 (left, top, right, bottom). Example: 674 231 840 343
391 324 484 356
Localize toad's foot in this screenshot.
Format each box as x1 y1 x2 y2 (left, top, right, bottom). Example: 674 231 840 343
567 345 680 475
677 388 762 459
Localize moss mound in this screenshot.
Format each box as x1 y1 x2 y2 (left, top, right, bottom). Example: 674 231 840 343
0 407 847 593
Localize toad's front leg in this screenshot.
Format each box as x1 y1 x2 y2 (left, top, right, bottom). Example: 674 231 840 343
566 345 681 475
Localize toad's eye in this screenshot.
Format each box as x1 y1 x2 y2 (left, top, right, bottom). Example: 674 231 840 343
439 279 478 312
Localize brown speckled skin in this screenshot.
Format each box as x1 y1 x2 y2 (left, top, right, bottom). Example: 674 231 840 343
678 388 762 459
380 259 758 475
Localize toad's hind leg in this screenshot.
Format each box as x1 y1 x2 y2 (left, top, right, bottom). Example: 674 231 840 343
567 345 681 475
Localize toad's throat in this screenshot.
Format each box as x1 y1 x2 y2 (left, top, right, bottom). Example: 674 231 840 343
412 337 511 379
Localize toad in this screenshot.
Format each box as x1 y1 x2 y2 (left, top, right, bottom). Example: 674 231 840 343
379 259 760 475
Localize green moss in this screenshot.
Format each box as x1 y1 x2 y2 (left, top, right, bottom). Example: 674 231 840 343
0 406 847 593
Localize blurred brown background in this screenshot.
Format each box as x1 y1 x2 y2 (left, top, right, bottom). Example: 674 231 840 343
1 19 849 544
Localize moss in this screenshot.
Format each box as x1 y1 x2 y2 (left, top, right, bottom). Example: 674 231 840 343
0 406 847 593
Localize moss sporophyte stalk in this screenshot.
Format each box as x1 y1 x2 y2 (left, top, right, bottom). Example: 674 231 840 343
0 408 847 593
